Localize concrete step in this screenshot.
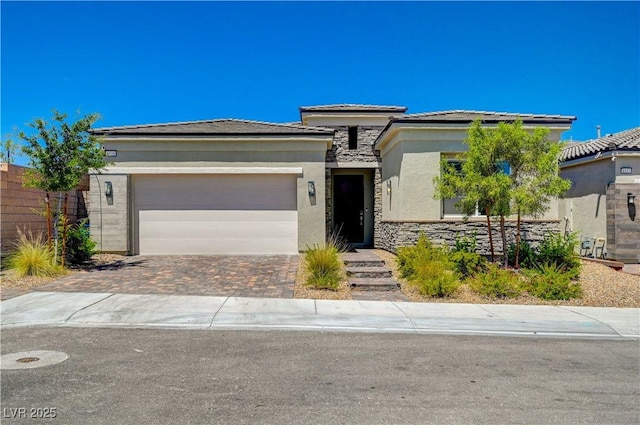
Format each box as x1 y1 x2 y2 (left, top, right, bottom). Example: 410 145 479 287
345 266 392 278
349 278 401 291
341 252 385 268
343 258 385 268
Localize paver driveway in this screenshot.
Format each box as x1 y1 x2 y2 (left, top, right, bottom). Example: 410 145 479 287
30 255 298 298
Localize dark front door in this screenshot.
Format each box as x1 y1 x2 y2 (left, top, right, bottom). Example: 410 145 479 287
333 175 364 244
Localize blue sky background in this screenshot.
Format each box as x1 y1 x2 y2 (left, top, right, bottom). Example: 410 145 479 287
2 1 638 163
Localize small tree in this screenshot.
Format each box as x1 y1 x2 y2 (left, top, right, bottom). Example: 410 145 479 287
502 122 571 267
435 119 570 267
1 136 20 163
19 110 107 266
434 119 512 263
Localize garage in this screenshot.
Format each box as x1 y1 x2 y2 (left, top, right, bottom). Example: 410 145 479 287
134 174 298 255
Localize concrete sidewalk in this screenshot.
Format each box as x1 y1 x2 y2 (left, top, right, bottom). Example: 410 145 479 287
1 292 638 339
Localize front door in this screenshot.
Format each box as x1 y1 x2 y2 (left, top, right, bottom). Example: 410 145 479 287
333 175 364 244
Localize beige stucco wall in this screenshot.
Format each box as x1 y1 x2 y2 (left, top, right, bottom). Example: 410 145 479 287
559 159 615 241
379 126 567 222
93 137 330 254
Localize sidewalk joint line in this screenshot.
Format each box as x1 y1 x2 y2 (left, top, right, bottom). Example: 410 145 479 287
557 306 625 338
65 293 115 323
209 296 230 328
392 302 417 332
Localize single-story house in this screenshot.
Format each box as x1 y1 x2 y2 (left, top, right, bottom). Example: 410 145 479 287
559 127 640 263
89 104 575 256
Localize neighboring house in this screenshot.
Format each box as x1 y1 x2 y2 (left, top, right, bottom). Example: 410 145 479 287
89 104 575 256
560 127 640 263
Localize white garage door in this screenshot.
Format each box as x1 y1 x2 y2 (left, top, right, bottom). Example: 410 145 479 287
134 174 298 255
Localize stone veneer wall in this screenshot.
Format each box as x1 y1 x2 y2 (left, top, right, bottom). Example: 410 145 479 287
606 183 640 263
378 220 561 255
325 126 384 242
326 127 382 163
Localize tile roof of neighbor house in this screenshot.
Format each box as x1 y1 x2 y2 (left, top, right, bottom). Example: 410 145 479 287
396 110 577 124
299 104 408 113
91 118 335 136
560 126 640 162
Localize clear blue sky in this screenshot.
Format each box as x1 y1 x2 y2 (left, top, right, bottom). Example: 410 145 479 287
2 1 639 160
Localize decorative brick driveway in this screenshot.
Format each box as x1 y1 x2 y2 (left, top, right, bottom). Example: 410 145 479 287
32 256 298 298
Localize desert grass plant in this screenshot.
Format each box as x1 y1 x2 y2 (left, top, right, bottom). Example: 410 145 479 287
468 263 522 298
396 234 451 279
304 239 345 291
8 229 65 277
413 260 461 297
524 263 582 300
396 234 460 297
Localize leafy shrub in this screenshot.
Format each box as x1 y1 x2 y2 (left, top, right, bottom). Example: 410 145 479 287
507 240 537 269
524 263 582 300
536 232 581 278
454 232 478 253
413 260 460 297
396 234 449 279
304 243 343 290
468 263 522 298
8 230 65 277
64 219 97 266
450 251 486 279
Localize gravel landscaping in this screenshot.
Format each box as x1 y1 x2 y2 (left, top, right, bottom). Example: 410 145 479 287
374 249 640 308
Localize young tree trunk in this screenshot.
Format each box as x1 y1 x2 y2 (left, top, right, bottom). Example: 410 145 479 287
500 214 508 267
45 193 52 248
61 193 69 267
485 206 495 262
515 209 522 269
53 192 62 264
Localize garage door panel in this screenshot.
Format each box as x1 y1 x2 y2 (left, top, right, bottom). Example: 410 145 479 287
135 175 296 210
139 238 298 255
139 210 298 223
139 220 297 240
135 174 298 255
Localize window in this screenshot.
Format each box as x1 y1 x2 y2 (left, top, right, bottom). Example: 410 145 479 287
441 159 486 217
348 126 358 150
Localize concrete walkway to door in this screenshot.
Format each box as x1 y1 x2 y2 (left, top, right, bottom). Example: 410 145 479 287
23 256 298 299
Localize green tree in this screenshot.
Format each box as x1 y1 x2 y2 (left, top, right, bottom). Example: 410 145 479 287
434 119 570 267
434 119 512 262
19 110 107 266
501 121 571 267
1 136 20 163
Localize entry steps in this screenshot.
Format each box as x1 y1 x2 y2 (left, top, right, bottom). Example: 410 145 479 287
343 250 400 291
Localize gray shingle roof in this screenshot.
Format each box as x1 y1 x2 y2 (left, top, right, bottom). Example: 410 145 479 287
91 118 335 136
560 126 640 162
299 104 408 113
396 110 576 124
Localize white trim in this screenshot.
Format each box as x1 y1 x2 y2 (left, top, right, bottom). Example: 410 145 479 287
102 166 304 176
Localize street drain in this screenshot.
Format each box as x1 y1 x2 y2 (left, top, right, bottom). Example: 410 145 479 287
1 351 68 370
16 357 40 363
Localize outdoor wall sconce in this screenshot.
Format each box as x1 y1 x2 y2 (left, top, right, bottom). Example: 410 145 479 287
308 181 315 197
628 193 636 205
105 181 113 197
387 180 391 194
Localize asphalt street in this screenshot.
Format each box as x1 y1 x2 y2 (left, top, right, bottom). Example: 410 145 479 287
1 327 639 425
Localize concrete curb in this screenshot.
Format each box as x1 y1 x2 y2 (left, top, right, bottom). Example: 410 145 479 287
1 292 638 339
